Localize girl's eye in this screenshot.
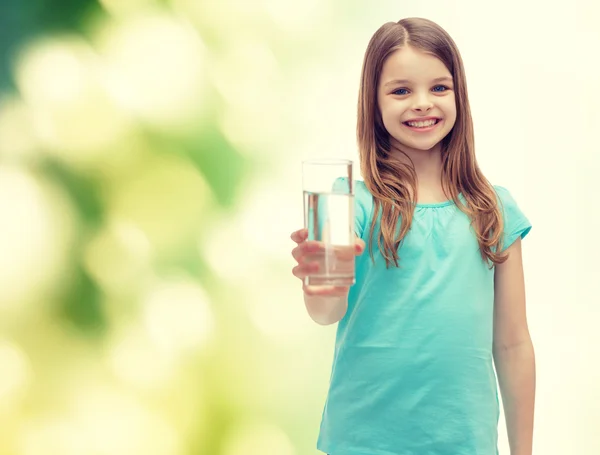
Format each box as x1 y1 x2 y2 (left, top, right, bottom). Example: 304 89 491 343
432 85 448 92
392 88 409 95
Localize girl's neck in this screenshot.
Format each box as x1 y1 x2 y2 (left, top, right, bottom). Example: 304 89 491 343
389 141 448 203
389 142 443 182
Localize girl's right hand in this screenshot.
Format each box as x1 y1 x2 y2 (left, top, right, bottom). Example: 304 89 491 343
290 228 365 297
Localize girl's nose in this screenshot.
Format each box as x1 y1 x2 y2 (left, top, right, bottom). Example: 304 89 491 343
412 93 433 112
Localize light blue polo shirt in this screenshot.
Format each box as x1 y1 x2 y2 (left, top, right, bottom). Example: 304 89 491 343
317 180 532 455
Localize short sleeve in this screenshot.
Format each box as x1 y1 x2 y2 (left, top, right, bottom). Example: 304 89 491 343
494 185 532 251
333 178 372 239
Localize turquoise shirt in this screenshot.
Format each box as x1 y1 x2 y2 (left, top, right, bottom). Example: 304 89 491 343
317 180 532 455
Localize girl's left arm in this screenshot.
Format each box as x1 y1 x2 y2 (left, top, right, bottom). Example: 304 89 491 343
493 237 536 455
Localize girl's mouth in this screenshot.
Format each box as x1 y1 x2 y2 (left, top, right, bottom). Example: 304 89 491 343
403 118 441 131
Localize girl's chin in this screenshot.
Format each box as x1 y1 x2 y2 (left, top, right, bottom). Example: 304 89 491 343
390 137 443 153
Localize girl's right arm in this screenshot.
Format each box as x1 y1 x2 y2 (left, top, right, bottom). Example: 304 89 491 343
290 229 365 325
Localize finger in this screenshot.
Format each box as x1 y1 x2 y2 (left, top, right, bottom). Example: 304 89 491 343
292 263 319 280
290 228 308 244
333 245 356 261
291 241 324 262
354 238 366 255
303 285 350 297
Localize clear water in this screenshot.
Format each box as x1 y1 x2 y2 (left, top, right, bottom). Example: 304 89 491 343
303 191 355 286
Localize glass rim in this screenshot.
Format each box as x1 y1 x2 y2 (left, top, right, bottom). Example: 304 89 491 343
302 158 353 166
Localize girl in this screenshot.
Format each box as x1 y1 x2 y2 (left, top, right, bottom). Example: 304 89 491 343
290 18 536 455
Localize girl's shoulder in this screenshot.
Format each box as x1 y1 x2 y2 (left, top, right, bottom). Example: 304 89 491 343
491 184 524 212
332 178 373 239
492 184 513 199
491 184 532 248
334 178 372 205
354 180 374 212
354 179 370 196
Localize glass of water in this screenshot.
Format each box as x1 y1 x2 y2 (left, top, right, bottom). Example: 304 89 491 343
302 159 355 287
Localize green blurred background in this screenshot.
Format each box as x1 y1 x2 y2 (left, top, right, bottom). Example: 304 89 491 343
0 0 357 453
1 1 598 454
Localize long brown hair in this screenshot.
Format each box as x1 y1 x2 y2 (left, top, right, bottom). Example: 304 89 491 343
357 17 507 268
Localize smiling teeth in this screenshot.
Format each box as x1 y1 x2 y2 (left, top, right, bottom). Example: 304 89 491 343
407 119 437 127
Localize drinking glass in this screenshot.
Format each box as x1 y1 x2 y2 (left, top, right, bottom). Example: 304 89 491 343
302 159 355 286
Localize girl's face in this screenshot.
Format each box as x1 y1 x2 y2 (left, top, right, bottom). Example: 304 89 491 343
377 45 457 154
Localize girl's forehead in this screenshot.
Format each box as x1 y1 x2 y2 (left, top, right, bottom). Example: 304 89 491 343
380 47 451 82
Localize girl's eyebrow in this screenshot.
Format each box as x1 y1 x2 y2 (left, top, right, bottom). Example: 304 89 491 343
383 76 453 87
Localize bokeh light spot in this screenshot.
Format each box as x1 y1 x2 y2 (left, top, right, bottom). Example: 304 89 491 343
99 12 206 130
0 167 75 316
143 278 215 358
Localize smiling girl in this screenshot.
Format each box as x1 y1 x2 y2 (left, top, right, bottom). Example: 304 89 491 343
290 17 535 455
